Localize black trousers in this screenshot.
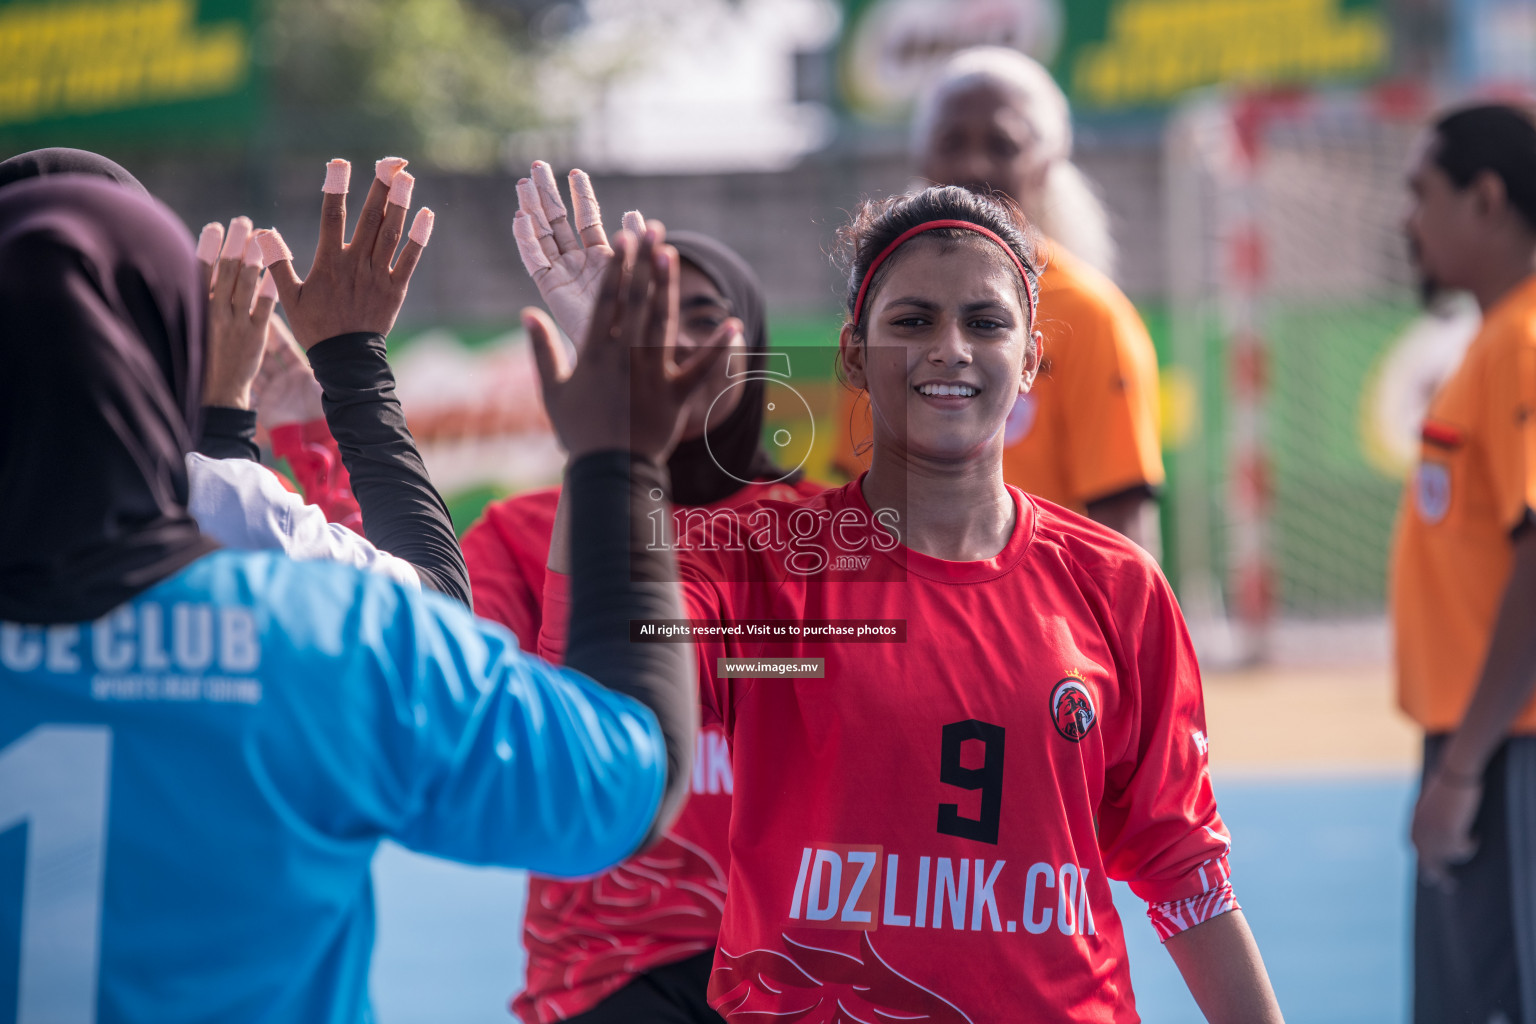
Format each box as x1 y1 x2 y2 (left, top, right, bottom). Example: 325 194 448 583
560 951 726 1024
1414 736 1534 1024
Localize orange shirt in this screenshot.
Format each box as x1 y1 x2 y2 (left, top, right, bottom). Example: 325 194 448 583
1392 274 1536 733
831 241 1164 512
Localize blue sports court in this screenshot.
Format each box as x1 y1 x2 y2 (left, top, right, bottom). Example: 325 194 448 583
370 669 1421 1024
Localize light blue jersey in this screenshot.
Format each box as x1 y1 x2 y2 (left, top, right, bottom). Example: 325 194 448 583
0 550 665 1024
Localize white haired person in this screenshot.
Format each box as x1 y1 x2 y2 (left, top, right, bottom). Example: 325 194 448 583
833 47 1165 553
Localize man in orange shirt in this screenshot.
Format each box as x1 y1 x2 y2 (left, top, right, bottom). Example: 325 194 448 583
1394 101 1536 1023
832 47 1164 552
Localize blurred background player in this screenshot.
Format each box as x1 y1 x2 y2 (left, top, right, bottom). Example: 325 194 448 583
832 47 1165 553
0 165 712 1023
1395 101 1536 1024
535 183 1283 1023
470 163 820 1023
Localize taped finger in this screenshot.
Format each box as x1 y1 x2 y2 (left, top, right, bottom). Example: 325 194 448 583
197 222 224 266
391 208 433 283
197 222 223 292
255 230 293 268
318 158 351 256
375 156 408 184
233 236 264 313
374 172 412 268
254 229 302 311
219 216 252 262
251 271 278 326
513 211 553 278
212 217 251 305
621 210 646 237
387 170 415 210
569 169 606 248
323 158 351 195
532 160 580 253
516 177 561 264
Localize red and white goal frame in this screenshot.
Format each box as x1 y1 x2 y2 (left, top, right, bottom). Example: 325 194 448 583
1161 82 1435 666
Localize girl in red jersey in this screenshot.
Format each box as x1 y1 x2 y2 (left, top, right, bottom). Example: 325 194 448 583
469 164 822 1023
532 185 1283 1023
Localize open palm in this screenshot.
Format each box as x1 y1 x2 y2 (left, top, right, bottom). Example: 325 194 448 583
513 160 645 349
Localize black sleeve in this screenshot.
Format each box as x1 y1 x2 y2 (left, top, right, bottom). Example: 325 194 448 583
306 332 470 606
196 406 259 462
563 452 696 849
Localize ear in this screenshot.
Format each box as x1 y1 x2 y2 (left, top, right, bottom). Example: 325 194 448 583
839 322 867 390
1020 329 1043 394
1472 169 1509 220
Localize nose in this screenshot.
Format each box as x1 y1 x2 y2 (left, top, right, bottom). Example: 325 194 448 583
927 317 972 367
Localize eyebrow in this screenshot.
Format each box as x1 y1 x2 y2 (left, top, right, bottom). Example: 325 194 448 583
883 296 1014 314
680 294 730 312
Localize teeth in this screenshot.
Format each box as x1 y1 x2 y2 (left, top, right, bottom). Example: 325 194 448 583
917 383 976 397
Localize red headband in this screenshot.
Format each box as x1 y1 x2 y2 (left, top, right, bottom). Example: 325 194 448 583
851 218 1036 326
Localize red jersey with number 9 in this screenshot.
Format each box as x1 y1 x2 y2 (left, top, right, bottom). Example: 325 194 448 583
539 479 1236 1022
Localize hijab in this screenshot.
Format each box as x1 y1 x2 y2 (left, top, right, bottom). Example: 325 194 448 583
666 231 800 506
0 147 150 197
0 174 217 623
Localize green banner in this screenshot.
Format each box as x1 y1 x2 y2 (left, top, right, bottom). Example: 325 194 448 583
0 0 259 148
836 0 1389 118
1063 0 1387 109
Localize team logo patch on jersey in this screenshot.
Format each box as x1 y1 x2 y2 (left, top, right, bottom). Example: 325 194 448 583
1049 673 1097 742
1416 461 1451 524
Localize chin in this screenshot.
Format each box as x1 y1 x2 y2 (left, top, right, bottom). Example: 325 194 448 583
900 428 1000 465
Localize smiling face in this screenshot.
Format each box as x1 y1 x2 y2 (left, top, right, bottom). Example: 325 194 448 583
677 259 746 440
919 82 1048 208
840 236 1039 466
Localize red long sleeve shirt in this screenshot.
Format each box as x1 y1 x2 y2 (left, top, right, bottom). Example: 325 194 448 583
463 477 824 1023
540 479 1235 1023
269 419 363 534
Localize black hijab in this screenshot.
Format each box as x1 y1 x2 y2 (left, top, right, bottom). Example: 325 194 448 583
0 175 217 624
0 147 149 196
666 231 800 506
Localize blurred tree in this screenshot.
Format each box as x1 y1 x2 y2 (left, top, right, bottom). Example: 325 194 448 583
263 0 548 169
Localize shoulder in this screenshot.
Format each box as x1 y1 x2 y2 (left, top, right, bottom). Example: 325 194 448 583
1024 490 1168 597
1479 285 1536 358
1038 243 1147 335
186 452 292 503
185 454 301 549
478 486 561 527
463 487 561 553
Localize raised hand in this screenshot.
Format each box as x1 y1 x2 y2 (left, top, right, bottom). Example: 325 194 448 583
526 224 738 463
251 314 325 429
257 157 434 350
513 161 646 350
198 217 279 409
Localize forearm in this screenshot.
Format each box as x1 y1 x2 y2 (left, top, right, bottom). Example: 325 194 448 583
562 452 694 847
547 478 572 575
1163 910 1283 1024
1085 488 1161 557
1440 533 1536 778
307 332 470 605
195 406 260 462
